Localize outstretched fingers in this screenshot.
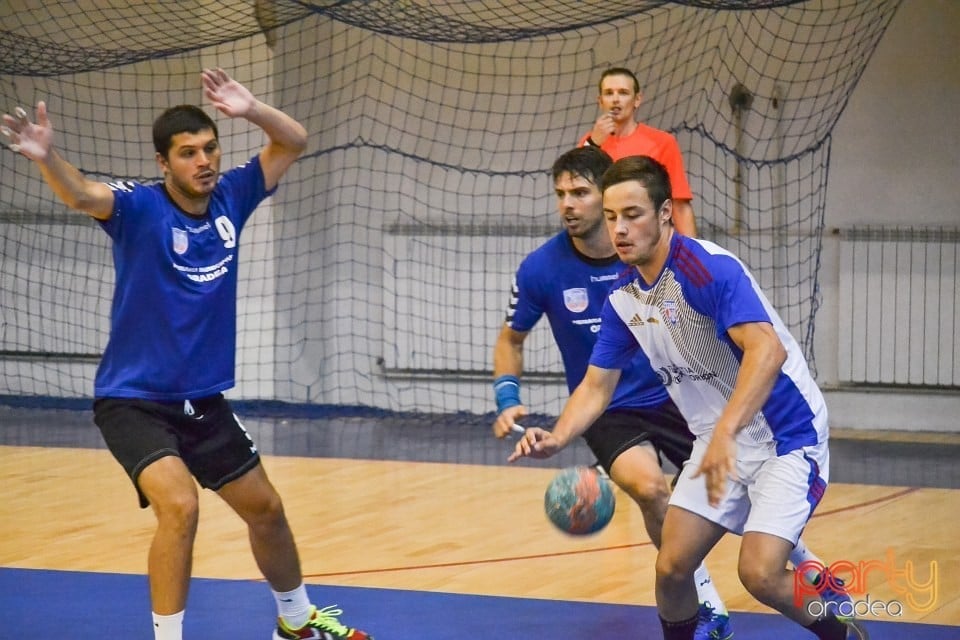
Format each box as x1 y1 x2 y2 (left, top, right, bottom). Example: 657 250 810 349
200 67 228 92
200 68 253 118
2 102 51 159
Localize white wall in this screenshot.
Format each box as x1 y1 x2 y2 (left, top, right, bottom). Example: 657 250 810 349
819 0 960 431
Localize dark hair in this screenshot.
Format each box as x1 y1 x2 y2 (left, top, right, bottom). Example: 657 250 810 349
551 146 613 187
152 105 218 157
600 155 672 210
598 67 640 95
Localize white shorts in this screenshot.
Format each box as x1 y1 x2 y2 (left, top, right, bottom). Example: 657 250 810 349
669 437 830 543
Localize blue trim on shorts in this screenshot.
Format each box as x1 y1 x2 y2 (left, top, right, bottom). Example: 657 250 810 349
804 452 827 515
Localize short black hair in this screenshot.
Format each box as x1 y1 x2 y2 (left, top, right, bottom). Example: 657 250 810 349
551 146 613 187
152 105 218 157
598 67 641 95
600 155 672 211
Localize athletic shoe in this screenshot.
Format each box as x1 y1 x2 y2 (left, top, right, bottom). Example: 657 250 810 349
844 619 870 639
695 601 734 640
815 571 854 620
273 604 373 640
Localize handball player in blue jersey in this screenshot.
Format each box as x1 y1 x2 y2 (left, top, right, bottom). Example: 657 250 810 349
508 155 867 640
2 69 372 640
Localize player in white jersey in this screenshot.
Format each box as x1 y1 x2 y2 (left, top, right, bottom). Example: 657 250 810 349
509 155 867 640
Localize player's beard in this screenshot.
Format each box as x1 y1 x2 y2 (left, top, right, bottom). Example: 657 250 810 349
621 221 668 268
170 170 217 201
566 213 605 241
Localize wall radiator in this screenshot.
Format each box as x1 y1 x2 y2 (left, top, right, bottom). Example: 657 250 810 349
837 226 959 388
382 223 564 381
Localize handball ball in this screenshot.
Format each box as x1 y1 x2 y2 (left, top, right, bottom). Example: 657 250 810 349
544 465 616 535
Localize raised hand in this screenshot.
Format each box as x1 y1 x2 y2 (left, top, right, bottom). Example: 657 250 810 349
201 67 256 119
1 102 54 162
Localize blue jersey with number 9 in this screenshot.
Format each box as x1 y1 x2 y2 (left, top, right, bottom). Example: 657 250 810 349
94 156 274 400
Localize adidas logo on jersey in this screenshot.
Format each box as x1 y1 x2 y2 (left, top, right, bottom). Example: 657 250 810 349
627 313 659 327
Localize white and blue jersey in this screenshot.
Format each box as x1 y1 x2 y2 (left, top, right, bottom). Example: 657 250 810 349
590 234 828 458
506 231 669 409
94 156 274 400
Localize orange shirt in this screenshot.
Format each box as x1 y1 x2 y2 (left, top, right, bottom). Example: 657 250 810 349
579 122 693 201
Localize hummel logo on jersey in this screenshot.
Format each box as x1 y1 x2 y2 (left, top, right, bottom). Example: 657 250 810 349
627 313 660 327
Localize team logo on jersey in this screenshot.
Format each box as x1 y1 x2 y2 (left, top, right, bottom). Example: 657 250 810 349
563 288 588 313
172 228 189 255
663 300 679 325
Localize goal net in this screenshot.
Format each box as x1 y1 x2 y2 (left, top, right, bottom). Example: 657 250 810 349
0 0 901 417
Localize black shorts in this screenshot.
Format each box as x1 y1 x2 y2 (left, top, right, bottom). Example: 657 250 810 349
93 394 261 508
582 399 695 473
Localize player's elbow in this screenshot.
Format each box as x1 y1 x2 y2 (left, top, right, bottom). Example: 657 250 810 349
766 338 787 370
738 323 787 371
289 131 308 156
287 124 309 156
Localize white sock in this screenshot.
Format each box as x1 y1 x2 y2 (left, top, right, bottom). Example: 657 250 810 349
273 584 312 628
152 611 184 640
789 538 824 582
694 563 728 615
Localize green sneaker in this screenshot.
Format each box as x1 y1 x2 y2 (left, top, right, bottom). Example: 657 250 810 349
273 604 373 640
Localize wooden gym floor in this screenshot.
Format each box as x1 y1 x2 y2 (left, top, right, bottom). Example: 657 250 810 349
1 403 958 639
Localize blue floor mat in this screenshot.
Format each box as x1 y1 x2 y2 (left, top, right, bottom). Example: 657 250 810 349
0 567 956 639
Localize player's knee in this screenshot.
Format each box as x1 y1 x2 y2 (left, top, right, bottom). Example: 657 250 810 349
655 548 695 586
261 491 286 520
616 473 670 526
738 562 779 602
151 490 200 531
244 490 288 530
610 458 669 510
621 475 669 510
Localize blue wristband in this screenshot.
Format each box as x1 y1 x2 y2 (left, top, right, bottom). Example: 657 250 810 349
493 374 522 414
